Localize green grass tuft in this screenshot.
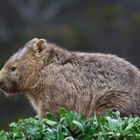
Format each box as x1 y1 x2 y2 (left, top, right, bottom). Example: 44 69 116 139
0 109 140 140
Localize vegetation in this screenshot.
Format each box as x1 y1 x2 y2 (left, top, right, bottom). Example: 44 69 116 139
0 109 140 140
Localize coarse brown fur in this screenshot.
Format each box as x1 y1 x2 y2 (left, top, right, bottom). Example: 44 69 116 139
0 38 140 117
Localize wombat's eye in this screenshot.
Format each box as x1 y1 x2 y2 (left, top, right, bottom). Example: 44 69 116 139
11 66 17 71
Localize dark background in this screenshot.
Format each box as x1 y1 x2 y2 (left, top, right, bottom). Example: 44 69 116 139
0 0 140 129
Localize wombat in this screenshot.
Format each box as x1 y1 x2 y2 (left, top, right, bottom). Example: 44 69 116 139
0 38 140 117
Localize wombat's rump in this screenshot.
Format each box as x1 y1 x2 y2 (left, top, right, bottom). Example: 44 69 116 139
0 38 140 117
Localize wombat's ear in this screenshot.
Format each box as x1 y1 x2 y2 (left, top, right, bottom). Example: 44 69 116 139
32 38 48 56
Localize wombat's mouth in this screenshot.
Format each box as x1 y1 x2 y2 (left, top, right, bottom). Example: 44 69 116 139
0 88 18 96
0 88 8 96
0 82 18 96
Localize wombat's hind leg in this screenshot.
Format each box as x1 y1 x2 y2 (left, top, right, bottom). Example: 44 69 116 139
95 91 137 117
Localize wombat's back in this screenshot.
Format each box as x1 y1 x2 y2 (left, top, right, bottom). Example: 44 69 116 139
76 53 140 93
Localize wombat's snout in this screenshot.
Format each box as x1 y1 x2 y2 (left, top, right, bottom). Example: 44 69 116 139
0 80 4 92
0 80 3 86
0 71 4 88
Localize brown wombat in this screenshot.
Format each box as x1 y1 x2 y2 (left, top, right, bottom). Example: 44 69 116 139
0 38 140 117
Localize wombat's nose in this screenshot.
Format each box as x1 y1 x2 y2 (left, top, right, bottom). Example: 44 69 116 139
0 71 3 87
0 80 3 86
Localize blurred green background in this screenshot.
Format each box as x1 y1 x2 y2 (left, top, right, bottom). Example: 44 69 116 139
0 0 140 129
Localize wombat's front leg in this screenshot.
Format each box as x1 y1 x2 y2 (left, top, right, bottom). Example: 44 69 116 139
39 104 60 118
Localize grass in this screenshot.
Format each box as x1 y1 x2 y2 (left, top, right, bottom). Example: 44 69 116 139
0 109 140 140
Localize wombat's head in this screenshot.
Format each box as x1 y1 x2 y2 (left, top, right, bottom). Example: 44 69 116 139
0 38 47 96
